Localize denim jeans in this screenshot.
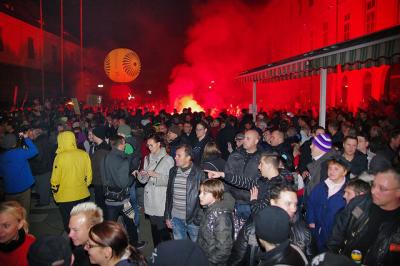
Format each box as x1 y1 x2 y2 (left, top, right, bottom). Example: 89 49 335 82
105 203 139 246
235 203 251 220
171 217 199 242
129 182 140 226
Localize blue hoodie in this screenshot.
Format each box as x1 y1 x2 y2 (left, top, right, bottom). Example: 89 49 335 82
0 138 38 193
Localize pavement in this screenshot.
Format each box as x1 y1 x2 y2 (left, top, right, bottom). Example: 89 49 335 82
29 189 156 258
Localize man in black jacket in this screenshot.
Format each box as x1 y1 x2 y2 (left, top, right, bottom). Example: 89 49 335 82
29 126 55 207
164 144 206 241
341 136 368 178
224 129 262 220
269 129 295 171
327 168 400 265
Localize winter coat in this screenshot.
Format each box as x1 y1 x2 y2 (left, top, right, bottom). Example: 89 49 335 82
0 138 38 193
306 180 346 252
224 148 262 203
343 150 368 178
51 131 92 203
90 141 111 186
164 164 206 225
197 193 235 265
201 155 226 172
138 148 174 216
258 240 307 266
101 148 133 190
29 133 54 175
192 135 212 165
216 124 237 160
305 149 339 197
327 194 400 266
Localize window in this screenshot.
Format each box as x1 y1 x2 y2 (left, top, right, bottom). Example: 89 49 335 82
323 22 329 45
365 0 376 33
344 14 350 41
0 27 4 51
28 38 35 59
363 72 372 102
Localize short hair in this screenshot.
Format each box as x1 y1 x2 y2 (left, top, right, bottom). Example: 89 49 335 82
0 201 29 233
70 202 104 227
202 141 221 160
270 184 297 201
260 153 280 169
376 168 400 186
110 135 125 148
343 135 358 144
200 179 224 201
176 143 193 159
390 129 400 141
345 179 371 196
356 131 369 142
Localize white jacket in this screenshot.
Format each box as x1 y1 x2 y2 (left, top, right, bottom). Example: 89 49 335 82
138 147 174 216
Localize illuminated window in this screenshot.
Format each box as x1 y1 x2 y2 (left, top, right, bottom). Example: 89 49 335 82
365 0 376 33
28 38 35 59
344 14 350 41
0 27 3 51
363 72 372 102
341 76 348 106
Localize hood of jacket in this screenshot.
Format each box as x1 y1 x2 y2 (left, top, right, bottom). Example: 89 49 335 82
56 131 77 154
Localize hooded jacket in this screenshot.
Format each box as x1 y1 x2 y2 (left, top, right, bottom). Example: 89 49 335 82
0 138 38 193
51 131 92 202
197 192 235 265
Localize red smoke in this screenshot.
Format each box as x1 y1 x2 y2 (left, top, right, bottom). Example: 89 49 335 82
168 1 277 112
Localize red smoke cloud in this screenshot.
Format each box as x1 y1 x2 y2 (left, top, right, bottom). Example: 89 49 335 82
168 0 276 112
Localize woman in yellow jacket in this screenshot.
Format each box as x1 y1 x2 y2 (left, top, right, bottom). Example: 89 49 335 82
51 131 92 231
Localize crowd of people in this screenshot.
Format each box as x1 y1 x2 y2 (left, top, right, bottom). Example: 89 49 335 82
0 97 399 266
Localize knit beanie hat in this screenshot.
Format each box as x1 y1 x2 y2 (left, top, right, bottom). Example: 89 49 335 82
149 240 208 266
312 133 332 153
254 206 290 244
168 124 182 137
92 126 106 140
28 235 72 266
1 134 17 149
117 124 132 137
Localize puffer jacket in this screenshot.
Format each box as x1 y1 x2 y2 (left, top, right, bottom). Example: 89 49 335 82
224 148 262 203
138 148 174 216
51 131 92 203
164 164 206 224
197 192 235 266
327 194 400 266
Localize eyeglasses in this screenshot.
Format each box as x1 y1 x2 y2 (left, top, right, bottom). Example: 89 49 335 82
371 183 400 193
85 241 102 249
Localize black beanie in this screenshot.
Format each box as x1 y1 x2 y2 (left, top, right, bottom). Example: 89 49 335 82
92 126 106 140
254 206 290 244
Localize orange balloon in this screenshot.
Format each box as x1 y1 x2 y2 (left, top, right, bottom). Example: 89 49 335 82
104 48 141 83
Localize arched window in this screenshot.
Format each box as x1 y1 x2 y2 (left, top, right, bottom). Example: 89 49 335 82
340 76 348 106
362 72 372 102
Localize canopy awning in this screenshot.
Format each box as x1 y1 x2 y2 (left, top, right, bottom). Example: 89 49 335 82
237 25 400 83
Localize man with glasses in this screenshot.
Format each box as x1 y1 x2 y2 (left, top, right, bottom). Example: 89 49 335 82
327 168 400 265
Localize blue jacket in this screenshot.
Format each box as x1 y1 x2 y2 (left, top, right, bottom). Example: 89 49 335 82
306 180 346 252
0 138 38 193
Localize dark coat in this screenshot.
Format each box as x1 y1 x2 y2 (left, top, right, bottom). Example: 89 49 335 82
197 193 235 265
164 164 206 224
192 135 212 165
90 141 111 186
216 124 237 160
100 148 133 190
201 155 226 171
271 141 295 171
258 240 307 266
29 133 55 175
343 150 368 177
327 194 400 266
224 148 262 203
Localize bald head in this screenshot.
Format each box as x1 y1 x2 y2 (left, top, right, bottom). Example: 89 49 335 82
270 130 284 147
243 130 260 153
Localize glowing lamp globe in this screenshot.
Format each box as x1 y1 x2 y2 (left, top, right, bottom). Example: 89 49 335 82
104 48 141 83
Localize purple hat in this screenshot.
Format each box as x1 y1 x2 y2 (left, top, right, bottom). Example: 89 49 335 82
312 134 332 153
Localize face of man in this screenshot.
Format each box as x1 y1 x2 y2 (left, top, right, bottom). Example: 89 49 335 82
343 138 358 157
175 147 191 168
243 130 259 151
270 191 298 220
69 214 91 246
371 172 400 210
343 186 357 205
269 131 283 147
183 123 192 134
357 136 368 154
391 135 400 150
